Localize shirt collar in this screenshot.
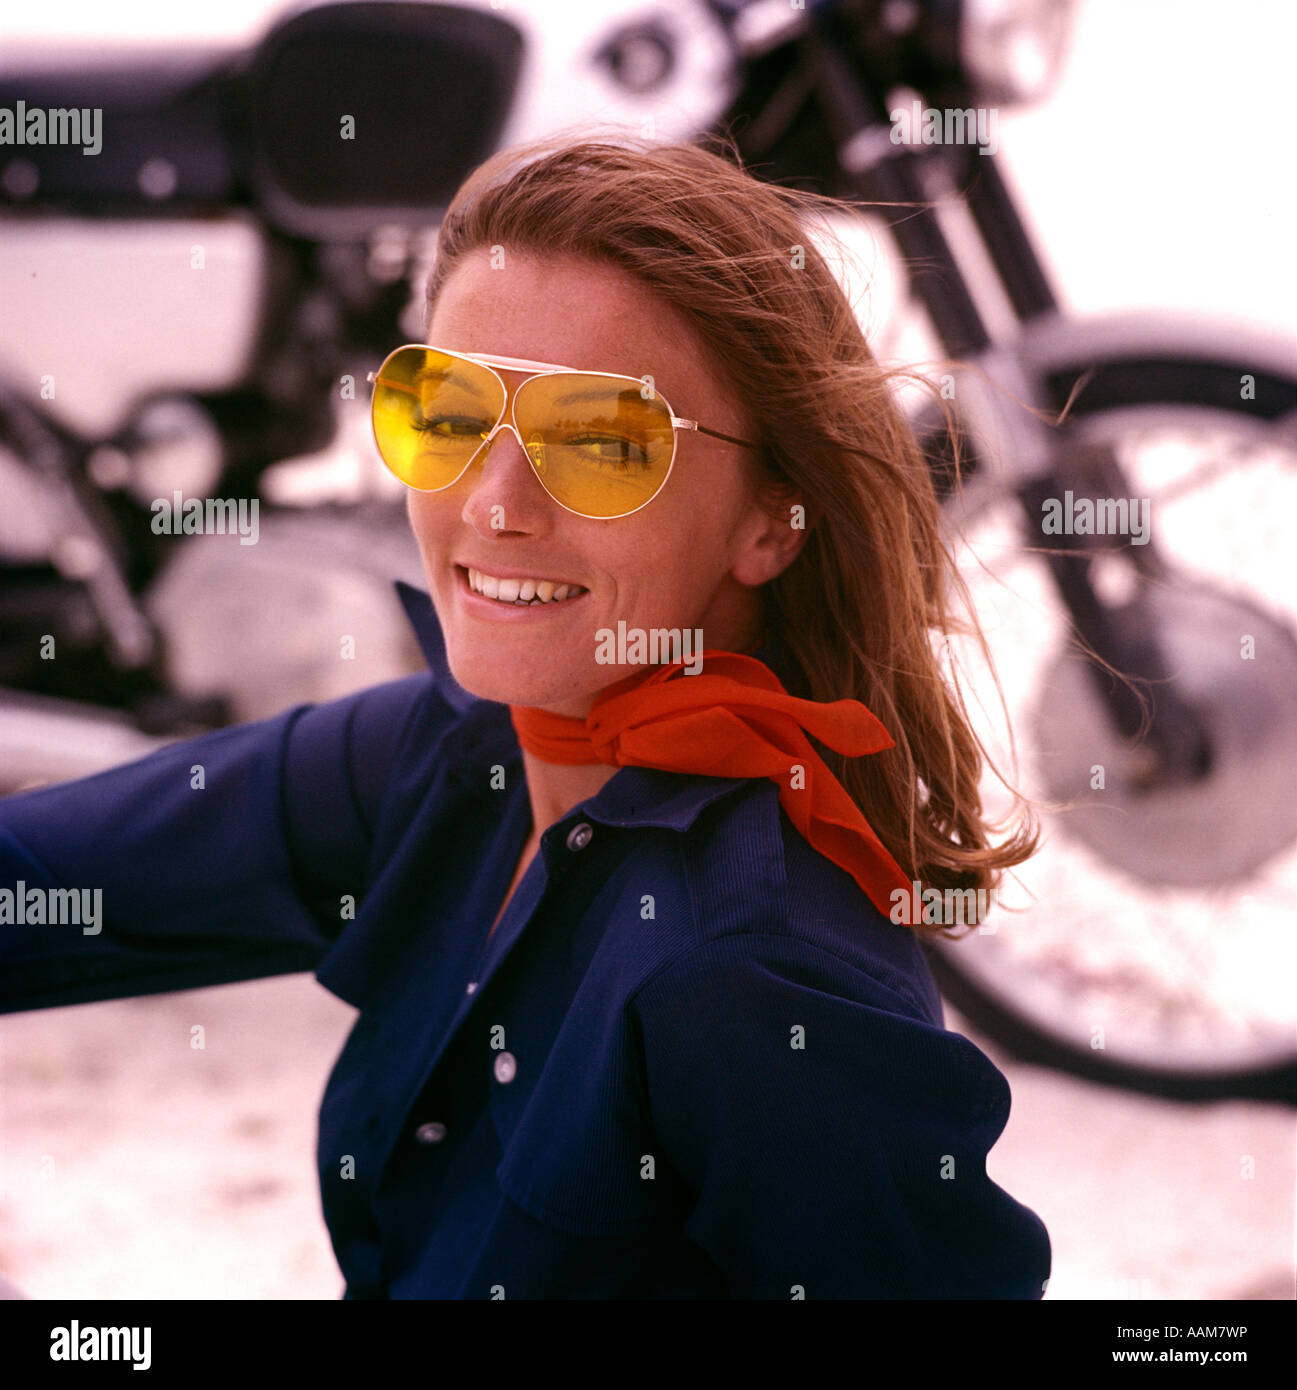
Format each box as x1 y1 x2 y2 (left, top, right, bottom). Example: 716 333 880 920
393 579 791 834
395 579 479 715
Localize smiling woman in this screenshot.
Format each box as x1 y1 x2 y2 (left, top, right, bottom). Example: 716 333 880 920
0 130 1048 1299
405 253 781 706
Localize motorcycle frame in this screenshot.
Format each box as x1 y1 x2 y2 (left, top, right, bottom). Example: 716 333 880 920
746 9 1214 783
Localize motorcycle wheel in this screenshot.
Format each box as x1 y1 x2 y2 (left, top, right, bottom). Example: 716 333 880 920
923 343 1297 1102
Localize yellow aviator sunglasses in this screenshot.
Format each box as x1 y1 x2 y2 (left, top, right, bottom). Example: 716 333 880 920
368 343 757 519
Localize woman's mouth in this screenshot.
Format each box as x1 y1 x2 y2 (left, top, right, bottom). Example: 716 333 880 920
456 565 589 612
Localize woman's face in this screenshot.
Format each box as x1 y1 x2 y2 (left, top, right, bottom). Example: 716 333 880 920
407 250 794 718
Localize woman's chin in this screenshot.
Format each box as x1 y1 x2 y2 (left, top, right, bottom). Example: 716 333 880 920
443 651 595 713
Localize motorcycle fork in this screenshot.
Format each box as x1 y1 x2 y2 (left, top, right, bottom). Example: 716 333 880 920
803 33 1211 788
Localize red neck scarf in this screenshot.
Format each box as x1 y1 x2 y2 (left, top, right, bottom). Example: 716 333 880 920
508 648 913 922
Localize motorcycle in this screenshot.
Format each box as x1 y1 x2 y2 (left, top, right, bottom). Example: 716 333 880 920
1 0 1294 1102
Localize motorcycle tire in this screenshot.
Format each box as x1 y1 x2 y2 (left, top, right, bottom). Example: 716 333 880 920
922 332 1297 1103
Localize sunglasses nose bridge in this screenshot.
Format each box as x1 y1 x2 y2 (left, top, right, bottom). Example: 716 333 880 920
465 417 546 493
477 408 533 454
476 371 536 465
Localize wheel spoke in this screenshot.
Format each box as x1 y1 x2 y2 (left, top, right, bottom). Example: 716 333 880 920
933 374 1297 1088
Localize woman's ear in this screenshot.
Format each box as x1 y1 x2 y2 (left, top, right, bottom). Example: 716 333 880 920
733 488 813 588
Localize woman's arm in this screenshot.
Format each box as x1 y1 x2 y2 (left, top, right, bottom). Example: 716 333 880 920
0 673 441 1013
631 930 1051 1299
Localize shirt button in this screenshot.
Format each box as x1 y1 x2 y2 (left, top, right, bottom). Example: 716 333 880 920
414 1121 446 1145
565 821 593 851
493 1051 517 1084
466 981 478 994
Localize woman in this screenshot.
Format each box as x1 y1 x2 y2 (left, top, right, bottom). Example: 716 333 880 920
0 134 1049 1299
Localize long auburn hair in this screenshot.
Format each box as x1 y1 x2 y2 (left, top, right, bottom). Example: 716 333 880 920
423 129 1038 936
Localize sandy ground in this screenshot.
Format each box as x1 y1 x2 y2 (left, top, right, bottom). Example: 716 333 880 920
0 974 1291 1301
0 977 354 1299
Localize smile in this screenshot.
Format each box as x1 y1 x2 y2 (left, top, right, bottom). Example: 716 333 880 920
460 566 589 606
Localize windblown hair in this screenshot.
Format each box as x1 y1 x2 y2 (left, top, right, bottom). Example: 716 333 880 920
424 130 1038 936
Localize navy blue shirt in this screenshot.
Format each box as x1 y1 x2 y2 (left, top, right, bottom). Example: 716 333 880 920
0 582 1050 1299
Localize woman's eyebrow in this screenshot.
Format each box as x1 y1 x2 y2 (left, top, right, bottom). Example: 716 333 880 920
412 365 492 394
547 385 644 407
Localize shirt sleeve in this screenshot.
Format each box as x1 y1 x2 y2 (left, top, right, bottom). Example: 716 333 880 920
630 930 1051 1299
0 673 437 1013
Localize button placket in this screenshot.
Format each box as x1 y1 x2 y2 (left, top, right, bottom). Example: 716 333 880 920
464 821 569 997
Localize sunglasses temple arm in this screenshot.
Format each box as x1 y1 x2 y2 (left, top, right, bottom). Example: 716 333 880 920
370 374 422 400
684 420 759 449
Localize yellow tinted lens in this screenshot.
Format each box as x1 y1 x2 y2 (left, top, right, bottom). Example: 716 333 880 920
516 373 674 517
371 347 503 489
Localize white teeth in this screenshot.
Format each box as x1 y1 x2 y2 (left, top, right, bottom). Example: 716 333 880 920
466 567 587 605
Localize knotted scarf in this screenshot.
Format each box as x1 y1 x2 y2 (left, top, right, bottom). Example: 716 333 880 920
508 648 912 920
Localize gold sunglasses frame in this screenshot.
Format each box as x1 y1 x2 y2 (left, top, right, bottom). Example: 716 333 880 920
367 343 758 520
